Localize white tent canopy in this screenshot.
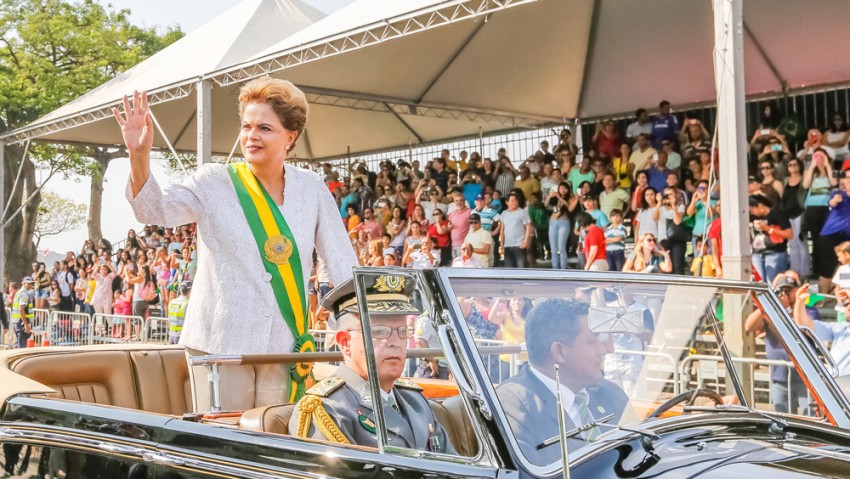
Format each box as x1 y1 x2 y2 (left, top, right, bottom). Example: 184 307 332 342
5 0 850 160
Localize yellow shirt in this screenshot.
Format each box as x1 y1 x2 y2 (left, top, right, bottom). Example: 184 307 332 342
445 159 468 173
500 316 528 362
514 177 541 202
613 156 632 189
628 147 657 172
86 278 97 303
690 256 717 277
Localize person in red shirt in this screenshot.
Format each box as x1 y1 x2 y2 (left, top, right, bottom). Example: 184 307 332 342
428 209 452 266
577 212 608 271
707 216 723 277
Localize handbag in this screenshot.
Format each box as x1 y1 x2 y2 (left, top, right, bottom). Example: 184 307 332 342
142 282 157 302
666 218 693 242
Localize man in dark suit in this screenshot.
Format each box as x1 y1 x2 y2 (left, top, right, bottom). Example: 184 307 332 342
496 298 629 466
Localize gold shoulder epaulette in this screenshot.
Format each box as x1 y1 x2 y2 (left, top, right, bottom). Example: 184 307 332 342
393 378 423 391
306 376 346 397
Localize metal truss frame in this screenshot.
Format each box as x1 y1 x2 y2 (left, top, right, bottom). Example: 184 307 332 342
208 0 538 88
1 83 195 145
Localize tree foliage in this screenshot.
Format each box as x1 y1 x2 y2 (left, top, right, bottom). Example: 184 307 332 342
1 0 183 282
34 191 86 246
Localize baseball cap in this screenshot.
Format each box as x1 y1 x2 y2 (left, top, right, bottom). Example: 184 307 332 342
773 276 800 292
469 213 481 223
474 194 484 201
22 276 35 284
582 194 596 201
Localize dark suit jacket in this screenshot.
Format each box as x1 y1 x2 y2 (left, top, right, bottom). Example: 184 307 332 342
496 364 628 466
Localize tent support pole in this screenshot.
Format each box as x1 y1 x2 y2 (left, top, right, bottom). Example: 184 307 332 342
743 21 786 91
385 104 423 144
714 0 754 403
0 140 4 285
573 0 602 117
415 18 487 103
197 79 213 167
302 128 315 162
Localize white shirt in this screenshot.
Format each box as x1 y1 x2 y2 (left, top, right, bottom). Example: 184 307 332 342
529 365 587 430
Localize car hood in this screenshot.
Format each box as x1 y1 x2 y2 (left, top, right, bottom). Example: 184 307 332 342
572 414 850 478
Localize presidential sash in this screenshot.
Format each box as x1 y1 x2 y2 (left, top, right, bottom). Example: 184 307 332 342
227 163 315 402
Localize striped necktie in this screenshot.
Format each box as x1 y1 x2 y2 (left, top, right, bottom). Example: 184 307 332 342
574 391 600 442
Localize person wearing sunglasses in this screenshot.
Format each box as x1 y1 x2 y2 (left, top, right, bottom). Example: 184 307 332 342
622 233 672 273
290 275 454 454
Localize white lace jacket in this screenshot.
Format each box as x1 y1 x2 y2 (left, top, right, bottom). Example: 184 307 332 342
126 163 357 354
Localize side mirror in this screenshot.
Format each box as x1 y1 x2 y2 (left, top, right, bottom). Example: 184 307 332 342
799 325 839 378
588 306 645 335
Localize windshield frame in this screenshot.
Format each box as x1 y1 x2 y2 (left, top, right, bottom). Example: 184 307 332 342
435 268 850 474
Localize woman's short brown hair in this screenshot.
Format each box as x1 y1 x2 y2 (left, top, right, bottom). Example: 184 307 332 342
238 76 309 150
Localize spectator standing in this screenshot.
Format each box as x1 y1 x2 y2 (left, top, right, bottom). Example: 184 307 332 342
472 194 502 265
55 261 75 312
832 242 850 323
628 134 657 181
527 192 549 264
514 166 540 202
90 263 117 315
48 281 61 311
781 158 810 277
568 156 594 190
612 144 632 190
11 278 36 348
645 151 671 193
655 187 688 275
464 213 493 266
360 207 383 241
386 206 407 260
447 189 472 259
686 181 716 246
825 114 850 167
34 262 51 310
581 194 609 228
651 100 680 150
539 164 560 200
592 120 622 159
430 158 450 193
402 221 425 266
634 187 660 239
679 119 711 161
547 181 577 270
749 194 793 286
797 129 834 165
604 210 627 271
626 108 653 144
577 213 607 271
758 160 784 205
345 204 362 240
75 269 91 315
803 149 838 289
428 209 452 267
599 172 630 218
816 168 850 292
499 192 532 268
494 157 518 197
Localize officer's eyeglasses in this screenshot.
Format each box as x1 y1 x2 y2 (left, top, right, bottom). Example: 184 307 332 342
349 326 414 340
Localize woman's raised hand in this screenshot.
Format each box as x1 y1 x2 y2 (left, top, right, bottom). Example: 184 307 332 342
112 91 154 159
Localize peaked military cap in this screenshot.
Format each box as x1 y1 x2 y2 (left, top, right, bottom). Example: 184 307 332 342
322 273 421 317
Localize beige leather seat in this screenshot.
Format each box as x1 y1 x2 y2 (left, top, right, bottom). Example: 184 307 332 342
239 404 297 435
9 348 192 416
239 395 479 457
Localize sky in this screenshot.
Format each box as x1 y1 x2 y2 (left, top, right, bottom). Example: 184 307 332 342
39 0 352 257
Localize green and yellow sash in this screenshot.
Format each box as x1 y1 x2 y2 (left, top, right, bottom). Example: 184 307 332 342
227 163 315 402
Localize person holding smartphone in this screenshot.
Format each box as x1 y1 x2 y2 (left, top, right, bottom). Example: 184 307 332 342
622 233 672 273
803 148 839 291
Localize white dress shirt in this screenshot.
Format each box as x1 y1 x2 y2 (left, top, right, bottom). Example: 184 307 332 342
530 365 588 430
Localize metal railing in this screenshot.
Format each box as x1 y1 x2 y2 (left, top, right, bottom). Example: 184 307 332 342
47 311 92 347
143 316 170 344
91 313 145 344
679 354 813 415
28 309 51 347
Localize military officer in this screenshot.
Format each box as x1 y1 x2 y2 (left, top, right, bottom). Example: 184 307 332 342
290 274 454 453
496 298 629 466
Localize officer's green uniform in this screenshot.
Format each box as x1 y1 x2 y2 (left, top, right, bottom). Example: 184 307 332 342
289 274 454 454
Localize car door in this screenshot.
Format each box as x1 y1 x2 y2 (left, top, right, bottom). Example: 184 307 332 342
1 396 165 478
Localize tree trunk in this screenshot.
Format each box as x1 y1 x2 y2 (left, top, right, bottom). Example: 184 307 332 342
3 144 40 285
87 151 109 242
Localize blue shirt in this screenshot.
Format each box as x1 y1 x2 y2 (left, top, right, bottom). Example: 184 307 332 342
474 206 501 232
820 191 850 237
766 306 820 382
651 114 680 149
814 319 850 375
588 209 609 228
604 224 627 252
463 183 483 209
646 168 670 193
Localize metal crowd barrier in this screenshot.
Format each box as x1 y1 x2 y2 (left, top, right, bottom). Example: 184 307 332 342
679 354 813 415
91 313 145 343
29 309 51 347
310 329 336 353
606 349 680 396
48 311 93 346
143 316 170 344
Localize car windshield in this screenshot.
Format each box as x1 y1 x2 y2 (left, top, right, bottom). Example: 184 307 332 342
447 276 826 468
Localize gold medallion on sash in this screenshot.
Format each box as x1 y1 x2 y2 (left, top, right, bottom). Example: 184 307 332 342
264 234 293 265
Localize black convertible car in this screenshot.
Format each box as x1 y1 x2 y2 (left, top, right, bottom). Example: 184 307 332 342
3 268 850 478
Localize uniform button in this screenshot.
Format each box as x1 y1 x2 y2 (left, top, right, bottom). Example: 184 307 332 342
262 272 272 282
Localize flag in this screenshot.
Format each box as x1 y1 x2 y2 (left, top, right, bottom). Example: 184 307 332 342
806 293 828 306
